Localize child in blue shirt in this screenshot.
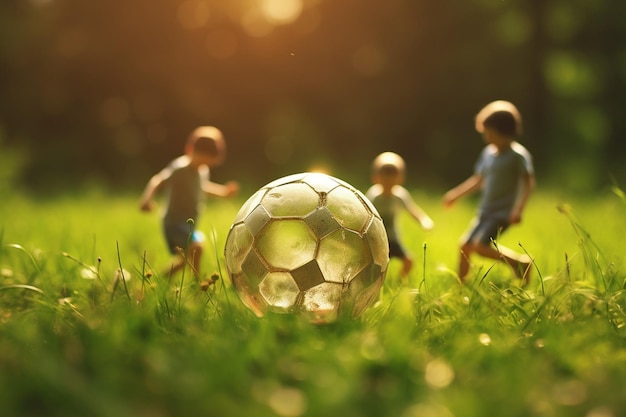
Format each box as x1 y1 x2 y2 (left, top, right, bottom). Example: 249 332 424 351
444 101 534 284
140 126 238 279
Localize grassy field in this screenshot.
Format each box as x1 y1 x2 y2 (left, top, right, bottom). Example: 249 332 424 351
1 185 625 417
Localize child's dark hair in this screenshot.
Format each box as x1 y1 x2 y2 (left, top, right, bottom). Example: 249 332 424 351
483 111 519 137
475 100 522 137
372 152 406 179
193 136 220 156
187 126 224 156
378 163 400 177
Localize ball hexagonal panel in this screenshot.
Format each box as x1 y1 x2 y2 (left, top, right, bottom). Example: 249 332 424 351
317 229 371 284
256 219 317 270
259 272 300 311
224 223 253 275
261 182 320 217
326 186 371 233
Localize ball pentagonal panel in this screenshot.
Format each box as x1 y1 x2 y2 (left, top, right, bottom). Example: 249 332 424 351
241 249 269 288
244 204 271 236
290 259 326 291
304 207 341 239
233 189 266 223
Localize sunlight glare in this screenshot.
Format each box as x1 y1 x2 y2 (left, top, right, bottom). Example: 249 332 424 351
261 0 303 25
307 164 331 175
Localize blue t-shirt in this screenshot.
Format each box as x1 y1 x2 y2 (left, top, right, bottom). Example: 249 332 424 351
158 156 210 225
475 142 533 219
365 184 415 244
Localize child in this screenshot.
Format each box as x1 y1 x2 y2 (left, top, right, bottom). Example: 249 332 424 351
140 126 238 279
366 152 434 281
443 100 535 284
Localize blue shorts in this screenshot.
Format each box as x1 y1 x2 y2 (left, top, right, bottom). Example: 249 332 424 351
462 216 510 246
388 240 407 259
163 221 205 254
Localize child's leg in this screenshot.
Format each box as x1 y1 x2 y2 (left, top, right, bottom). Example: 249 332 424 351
474 242 531 283
164 254 185 277
389 240 412 283
187 241 203 279
400 256 413 280
458 216 532 283
163 242 203 280
163 222 193 277
459 242 473 281
163 242 202 279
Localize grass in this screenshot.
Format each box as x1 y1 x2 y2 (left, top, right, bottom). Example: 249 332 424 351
1 186 626 417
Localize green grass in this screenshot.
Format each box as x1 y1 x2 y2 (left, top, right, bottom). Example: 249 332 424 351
1 187 626 417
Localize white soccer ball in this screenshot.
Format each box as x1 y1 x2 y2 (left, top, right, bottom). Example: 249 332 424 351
224 172 389 323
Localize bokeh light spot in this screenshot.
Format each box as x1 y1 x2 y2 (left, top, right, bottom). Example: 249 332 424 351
545 52 603 97
261 0 303 25
424 358 455 389
268 386 307 417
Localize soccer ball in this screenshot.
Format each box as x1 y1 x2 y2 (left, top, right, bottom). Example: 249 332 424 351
224 172 389 323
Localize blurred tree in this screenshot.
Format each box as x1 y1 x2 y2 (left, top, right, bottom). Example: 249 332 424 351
0 0 623 192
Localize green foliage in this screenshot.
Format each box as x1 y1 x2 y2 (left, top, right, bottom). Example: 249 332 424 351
1 189 626 417
2 0 626 190
0 133 26 195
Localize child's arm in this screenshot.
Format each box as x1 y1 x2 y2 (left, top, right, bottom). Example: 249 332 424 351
443 174 482 208
202 180 239 198
509 173 535 224
139 173 165 212
397 187 434 231
407 202 434 231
